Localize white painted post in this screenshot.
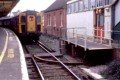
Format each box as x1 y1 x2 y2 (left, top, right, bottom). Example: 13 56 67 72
75 29 77 47
97 18 99 41
73 28 74 38
84 28 87 51
109 30 111 46
67 29 69 44
92 29 94 42
100 29 102 44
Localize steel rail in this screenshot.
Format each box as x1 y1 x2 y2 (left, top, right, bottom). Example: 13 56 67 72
36 40 81 80
24 45 45 80
38 41 54 52
31 55 45 80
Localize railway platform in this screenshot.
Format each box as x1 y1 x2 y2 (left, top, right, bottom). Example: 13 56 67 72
0 28 29 80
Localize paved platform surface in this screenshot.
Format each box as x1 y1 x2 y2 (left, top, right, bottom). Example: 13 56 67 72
62 38 112 50
0 28 29 80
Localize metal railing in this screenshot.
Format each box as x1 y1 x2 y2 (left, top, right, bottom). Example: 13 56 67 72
60 27 113 50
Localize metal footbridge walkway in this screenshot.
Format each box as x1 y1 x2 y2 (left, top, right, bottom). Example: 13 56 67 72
60 27 112 51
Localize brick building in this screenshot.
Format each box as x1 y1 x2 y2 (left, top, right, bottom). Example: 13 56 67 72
43 0 69 37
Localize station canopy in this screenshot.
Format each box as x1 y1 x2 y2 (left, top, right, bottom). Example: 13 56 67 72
0 0 19 17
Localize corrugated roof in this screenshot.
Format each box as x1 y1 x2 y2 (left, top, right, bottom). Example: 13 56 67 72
45 0 70 12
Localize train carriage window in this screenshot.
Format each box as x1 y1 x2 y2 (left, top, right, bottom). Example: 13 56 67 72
79 1 83 11
21 16 26 23
36 16 41 24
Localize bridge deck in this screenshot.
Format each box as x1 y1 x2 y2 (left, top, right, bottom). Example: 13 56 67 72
61 38 112 50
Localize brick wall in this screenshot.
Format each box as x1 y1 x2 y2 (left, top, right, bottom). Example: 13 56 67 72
44 9 66 37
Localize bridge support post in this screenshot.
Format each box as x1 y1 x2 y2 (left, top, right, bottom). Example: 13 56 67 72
60 40 66 54
71 45 76 57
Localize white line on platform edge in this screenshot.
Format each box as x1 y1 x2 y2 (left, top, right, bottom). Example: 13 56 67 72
15 35 29 80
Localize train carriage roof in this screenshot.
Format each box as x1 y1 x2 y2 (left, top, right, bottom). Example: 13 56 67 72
0 10 40 20
0 0 19 17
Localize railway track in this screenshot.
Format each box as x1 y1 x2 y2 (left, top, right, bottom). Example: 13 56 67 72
23 39 96 80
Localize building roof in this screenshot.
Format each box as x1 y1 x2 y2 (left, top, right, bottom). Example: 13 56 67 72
45 0 69 12
0 0 19 17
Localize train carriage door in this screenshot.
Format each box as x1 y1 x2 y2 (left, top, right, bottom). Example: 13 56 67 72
36 13 41 32
27 15 36 32
95 9 104 39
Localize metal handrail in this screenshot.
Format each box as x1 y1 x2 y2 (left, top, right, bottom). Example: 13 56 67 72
60 27 114 50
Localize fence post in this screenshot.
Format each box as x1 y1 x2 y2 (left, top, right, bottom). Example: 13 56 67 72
68 29 69 44
92 29 94 42
100 29 102 44
75 29 77 47
73 28 74 38
109 30 111 46
84 28 87 51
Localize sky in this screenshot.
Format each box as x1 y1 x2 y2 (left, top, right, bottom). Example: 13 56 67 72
11 0 56 12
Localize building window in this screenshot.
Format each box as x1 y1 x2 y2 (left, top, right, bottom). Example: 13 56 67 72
84 0 89 10
90 0 96 9
71 3 75 13
79 0 83 11
105 0 112 5
49 15 51 26
97 14 104 26
96 0 103 7
67 4 71 14
47 15 49 26
54 15 56 27
75 1 79 12
60 14 63 27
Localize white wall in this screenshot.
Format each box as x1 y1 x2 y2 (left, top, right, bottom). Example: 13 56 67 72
115 0 120 25
104 7 112 39
67 11 94 37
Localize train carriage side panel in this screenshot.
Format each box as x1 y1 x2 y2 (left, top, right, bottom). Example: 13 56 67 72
11 16 18 32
